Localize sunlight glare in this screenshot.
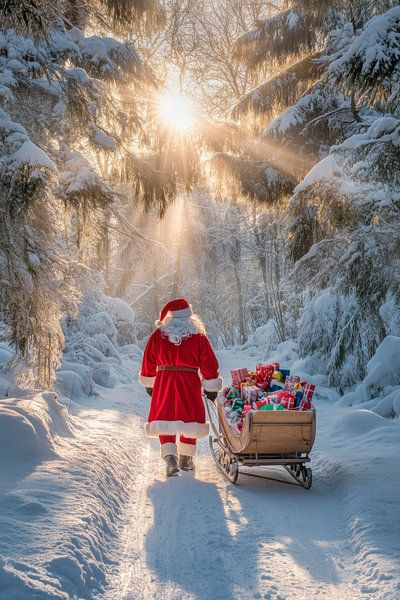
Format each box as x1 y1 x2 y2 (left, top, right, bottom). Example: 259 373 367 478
157 93 196 134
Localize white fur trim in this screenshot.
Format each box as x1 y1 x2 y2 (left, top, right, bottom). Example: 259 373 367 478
177 441 197 457
155 307 193 327
145 420 209 439
139 374 156 387
202 377 223 392
171 307 193 318
160 442 177 458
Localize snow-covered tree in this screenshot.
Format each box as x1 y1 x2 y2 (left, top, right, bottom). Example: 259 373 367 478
287 8 400 385
225 2 400 386
233 1 398 157
0 0 178 385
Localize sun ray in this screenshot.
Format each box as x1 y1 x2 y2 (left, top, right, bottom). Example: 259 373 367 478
157 93 197 134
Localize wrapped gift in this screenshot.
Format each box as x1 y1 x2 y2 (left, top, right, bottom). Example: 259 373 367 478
253 397 274 409
294 398 313 411
226 386 240 400
242 386 260 404
231 398 245 413
270 381 285 392
255 364 274 388
224 407 237 420
245 371 254 384
260 402 285 411
272 370 284 382
280 369 290 380
238 381 251 397
256 363 274 377
294 390 304 407
263 392 280 404
242 404 253 417
265 390 296 409
247 370 261 384
303 383 316 402
231 368 248 386
225 410 241 431
279 393 296 409
284 375 300 392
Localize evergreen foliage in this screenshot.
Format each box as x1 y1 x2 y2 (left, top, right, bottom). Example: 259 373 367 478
232 53 325 122
230 1 400 386
1 0 399 392
0 0 175 385
207 153 295 205
329 6 400 113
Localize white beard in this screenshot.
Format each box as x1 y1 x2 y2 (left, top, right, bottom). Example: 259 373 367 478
158 316 199 345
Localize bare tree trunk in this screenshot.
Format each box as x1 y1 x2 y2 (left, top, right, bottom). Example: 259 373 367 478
152 258 160 316
233 262 246 344
258 254 271 320
172 240 182 297
172 202 186 297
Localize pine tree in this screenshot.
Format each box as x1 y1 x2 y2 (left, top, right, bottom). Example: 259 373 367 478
287 7 400 384
230 1 400 385
233 1 398 158
0 0 182 386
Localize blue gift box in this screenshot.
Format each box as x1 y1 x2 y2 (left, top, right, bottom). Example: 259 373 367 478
280 369 291 380
270 381 284 392
294 390 304 407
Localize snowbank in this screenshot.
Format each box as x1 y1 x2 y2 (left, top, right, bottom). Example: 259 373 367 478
0 392 73 459
0 342 74 459
0 290 143 600
338 335 400 417
0 556 69 599
0 391 72 464
0 365 142 600
58 290 140 397
239 320 278 357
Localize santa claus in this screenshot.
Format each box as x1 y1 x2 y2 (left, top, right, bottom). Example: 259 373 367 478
139 298 223 477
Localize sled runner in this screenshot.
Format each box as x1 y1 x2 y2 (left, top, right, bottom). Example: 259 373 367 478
206 395 315 489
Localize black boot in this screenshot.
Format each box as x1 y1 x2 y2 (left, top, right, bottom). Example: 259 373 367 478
178 455 195 471
164 454 180 477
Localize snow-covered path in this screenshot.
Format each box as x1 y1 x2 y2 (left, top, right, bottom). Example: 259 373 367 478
103 349 400 600
1 347 399 599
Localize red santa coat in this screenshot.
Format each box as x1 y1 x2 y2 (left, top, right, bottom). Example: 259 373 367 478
139 328 222 438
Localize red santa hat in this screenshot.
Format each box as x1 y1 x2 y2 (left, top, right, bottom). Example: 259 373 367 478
156 298 193 326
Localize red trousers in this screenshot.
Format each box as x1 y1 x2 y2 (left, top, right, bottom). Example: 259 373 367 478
159 434 196 457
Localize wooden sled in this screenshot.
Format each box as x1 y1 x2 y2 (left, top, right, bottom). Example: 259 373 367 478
206 395 316 489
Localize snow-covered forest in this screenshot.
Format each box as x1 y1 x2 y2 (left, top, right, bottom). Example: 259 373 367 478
0 1 399 599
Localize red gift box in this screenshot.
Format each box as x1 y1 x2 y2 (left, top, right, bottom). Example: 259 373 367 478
231 368 248 386
265 390 296 409
255 364 274 388
303 383 315 402
253 397 274 409
294 398 312 411
279 391 296 409
256 363 279 375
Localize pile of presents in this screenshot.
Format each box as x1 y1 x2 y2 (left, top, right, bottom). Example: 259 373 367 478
221 363 315 433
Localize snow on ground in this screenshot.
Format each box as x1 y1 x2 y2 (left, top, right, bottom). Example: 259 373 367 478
106 345 400 600
1 341 399 599
0 329 144 600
